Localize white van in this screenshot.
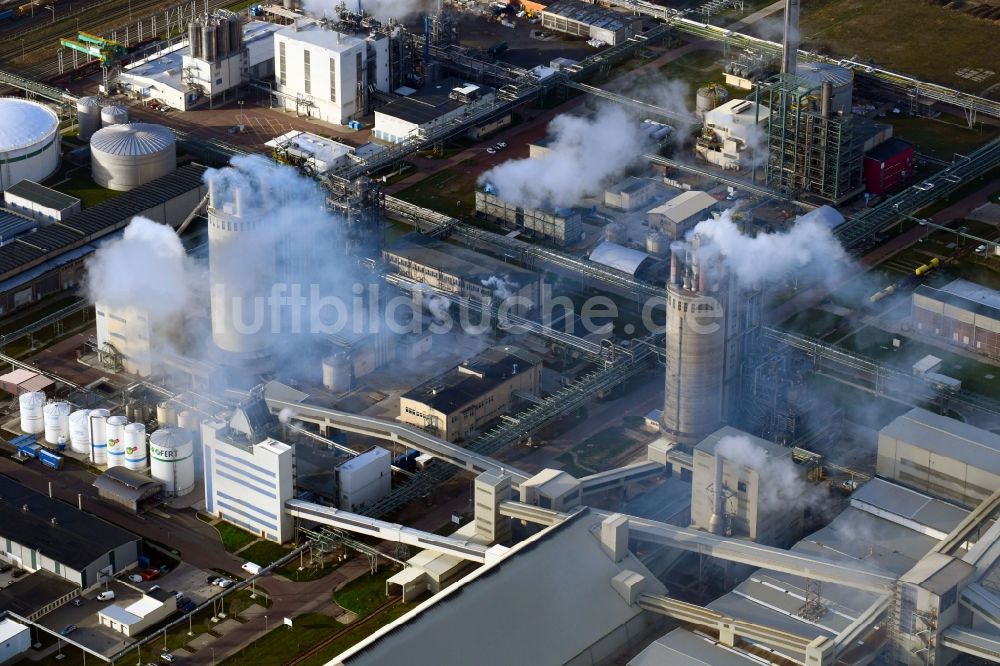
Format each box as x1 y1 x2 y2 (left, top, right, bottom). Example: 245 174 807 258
97 591 115 601
241 562 262 576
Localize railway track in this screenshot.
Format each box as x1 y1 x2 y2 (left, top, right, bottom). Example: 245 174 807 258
284 596 403 665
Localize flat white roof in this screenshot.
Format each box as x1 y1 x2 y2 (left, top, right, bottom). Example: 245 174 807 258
125 595 164 618
939 278 1000 312
276 20 365 53
0 618 28 642
264 130 353 169
647 190 717 223
589 241 650 275
100 604 142 625
881 408 1000 477
337 447 389 472
851 477 967 537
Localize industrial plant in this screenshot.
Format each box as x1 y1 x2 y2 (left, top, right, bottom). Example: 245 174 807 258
0 0 996 664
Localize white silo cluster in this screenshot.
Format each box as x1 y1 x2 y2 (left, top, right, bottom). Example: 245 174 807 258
124 422 147 470
90 123 176 191
0 98 61 191
42 401 70 446
18 391 45 434
149 427 196 497
105 415 128 467
89 409 110 465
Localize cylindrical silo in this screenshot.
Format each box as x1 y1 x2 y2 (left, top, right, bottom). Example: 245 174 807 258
76 96 102 142
217 20 231 59
795 63 854 114
696 84 729 120
604 222 626 244
43 401 71 445
189 21 203 59
203 22 216 62
89 409 110 465
124 423 147 470
0 98 61 190
90 123 176 191
646 231 670 258
18 391 45 434
68 409 92 455
149 427 196 496
322 353 352 392
156 401 177 427
105 415 128 467
100 105 128 127
177 410 202 447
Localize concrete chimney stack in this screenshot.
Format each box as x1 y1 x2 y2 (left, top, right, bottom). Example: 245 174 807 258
781 0 800 74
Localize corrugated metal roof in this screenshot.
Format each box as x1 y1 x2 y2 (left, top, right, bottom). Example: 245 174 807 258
647 190 718 224
881 407 1000 476
588 241 650 275
795 62 854 89
4 180 80 211
0 209 36 243
90 123 175 156
0 98 58 152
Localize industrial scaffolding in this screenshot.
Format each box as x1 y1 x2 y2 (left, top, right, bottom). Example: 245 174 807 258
754 74 864 204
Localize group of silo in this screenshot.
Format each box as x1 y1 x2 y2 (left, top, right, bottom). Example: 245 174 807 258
76 96 129 142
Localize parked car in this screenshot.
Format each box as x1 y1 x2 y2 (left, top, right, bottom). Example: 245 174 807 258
60 625 76 636
71 598 83 607
160 652 176 663
97 591 115 601
497 141 507 148
10 569 25 579
214 578 233 588
174 591 185 600
140 569 160 581
182 601 196 612
128 574 144 583
206 575 220 585
148 585 161 593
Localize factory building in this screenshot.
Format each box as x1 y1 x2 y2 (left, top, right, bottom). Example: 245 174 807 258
0 98 61 191
399 346 542 442
273 18 393 124
540 0 642 46
2 180 80 223
604 177 656 211
646 191 719 239
475 190 583 246
373 81 496 145
383 234 540 314
266 130 382 174
695 99 770 171
588 242 653 276
95 303 158 377
863 136 914 196
877 407 1000 509
0 618 30 664
335 447 391 512
0 475 141 590
93 466 163 513
202 395 296 542
690 426 804 547
98 588 177 636
0 163 208 315
911 279 1000 362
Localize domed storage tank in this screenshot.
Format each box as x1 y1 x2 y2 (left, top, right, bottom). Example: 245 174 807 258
90 123 176 191
68 409 92 455
322 353 352 392
604 222 626 244
795 63 854 113
88 409 110 465
646 231 671 257
43 401 70 445
76 96 102 142
105 415 128 467
156 401 177 427
149 427 196 496
0 98 61 190
124 422 147 470
100 105 128 127
696 84 729 119
18 391 45 434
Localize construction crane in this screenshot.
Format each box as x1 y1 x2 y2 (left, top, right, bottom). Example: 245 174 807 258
59 31 126 65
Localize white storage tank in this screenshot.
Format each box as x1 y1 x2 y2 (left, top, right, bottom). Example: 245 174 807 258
322 354 352 392
149 427 195 496
77 96 102 141
100 105 128 127
156 401 177 427
90 123 176 191
124 422 147 470
88 409 111 465
646 231 671 257
696 84 729 119
177 410 202 447
0 98 61 190
18 391 45 434
68 409 92 455
43 401 70 445
105 415 128 467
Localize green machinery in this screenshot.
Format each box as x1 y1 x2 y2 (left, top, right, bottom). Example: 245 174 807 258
59 31 126 65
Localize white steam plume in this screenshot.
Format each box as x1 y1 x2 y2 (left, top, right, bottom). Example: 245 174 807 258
278 407 297 424
715 434 827 514
302 0 427 21
479 105 655 209
616 72 695 139
691 206 849 286
481 275 516 300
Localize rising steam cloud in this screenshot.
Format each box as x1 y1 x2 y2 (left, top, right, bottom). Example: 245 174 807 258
715 435 827 514
479 105 655 209
302 0 428 20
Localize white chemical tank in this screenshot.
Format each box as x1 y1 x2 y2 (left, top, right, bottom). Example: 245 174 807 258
156 401 177 427
105 415 128 467
0 98 61 191
77 96 102 141
696 84 729 119
100 105 128 127
322 354 352 392
149 427 196 496
177 409 202 448
43 401 70 445
124 422 147 470
646 231 671 257
18 391 45 434
604 222 627 244
90 123 176 191
68 409 92 455
88 409 110 465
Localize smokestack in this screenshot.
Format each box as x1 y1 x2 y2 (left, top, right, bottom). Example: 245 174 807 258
48 482 53 498
709 454 726 535
820 81 832 117
669 243 683 286
781 0 799 75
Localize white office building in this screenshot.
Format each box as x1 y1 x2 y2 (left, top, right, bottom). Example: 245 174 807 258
202 397 295 542
274 19 391 125
335 447 391 512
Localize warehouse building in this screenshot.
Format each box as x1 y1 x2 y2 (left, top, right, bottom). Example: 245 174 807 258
0 476 141 590
541 0 642 46
0 163 208 315
3 180 80 223
475 190 582 246
911 278 1000 361
877 407 1000 509
0 368 53 395
373 81 497 145
93 467 163 514
604 177 657 211
646 191 719 239
99 587 177 636
383 234 540 313
863 137 914 196
0 571 79 622
399 345 542 442
202 395 296 542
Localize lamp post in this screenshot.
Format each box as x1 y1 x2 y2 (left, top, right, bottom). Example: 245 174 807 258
44 5 54 22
